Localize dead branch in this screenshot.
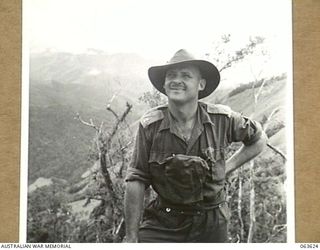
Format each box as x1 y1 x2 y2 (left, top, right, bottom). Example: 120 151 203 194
106 105 119 120
106 87 121 110
107 102 133 145
74 113 100 131
115 217 124 235
117 138 126 178
99 151 116 202
261 107 287 162
236 234 241 243
267 143 287 162
254 79 267 104
247 164 256 243
237 168 245 242
263 108 280 131
219 37 264 73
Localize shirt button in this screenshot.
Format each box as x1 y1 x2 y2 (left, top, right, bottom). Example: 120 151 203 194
166 208 171 212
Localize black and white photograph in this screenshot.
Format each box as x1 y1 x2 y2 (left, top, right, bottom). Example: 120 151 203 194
21 0 294 244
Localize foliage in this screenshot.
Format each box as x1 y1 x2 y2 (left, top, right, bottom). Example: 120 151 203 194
27 183 78 242
206 35 266 72
226 144 287 242
138 89 167 108
228 74 287 98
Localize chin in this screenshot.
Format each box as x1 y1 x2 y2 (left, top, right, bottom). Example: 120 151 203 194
167 93 184 101
168 95 195 105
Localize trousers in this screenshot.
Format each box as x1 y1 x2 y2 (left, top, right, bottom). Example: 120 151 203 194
138 202 229 243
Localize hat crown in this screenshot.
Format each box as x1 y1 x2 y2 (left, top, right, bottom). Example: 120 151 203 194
168 49 196 64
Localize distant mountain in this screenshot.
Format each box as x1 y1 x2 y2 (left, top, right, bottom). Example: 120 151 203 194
30 51 157 92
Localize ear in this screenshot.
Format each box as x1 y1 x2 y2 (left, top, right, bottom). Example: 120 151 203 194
199 79 206 91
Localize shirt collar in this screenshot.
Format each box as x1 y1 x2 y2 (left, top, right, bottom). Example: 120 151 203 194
158 102 213 132
158 108 171 131
198 102 214 126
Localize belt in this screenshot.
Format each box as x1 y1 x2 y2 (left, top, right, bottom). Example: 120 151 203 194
158 202 225 216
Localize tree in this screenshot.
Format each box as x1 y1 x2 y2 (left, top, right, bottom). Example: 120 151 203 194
74 99 133 242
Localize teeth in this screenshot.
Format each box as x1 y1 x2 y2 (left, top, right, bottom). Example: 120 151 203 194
170 86 185 90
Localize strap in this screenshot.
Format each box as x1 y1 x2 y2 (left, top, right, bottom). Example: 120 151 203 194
158 202 226 216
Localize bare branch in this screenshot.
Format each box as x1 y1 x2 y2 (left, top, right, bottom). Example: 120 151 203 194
110 140 132 157
254 79 267 103
106 86 122 110
237 168 245 242
247 164 256 243
115 217 124 235
263 107 280 131
218 36 265 73
267 143 287 162
74 113 99 131
98 121 104 134
107 102 133 145
107 105 119 120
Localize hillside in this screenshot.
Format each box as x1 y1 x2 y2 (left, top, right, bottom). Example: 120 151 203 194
224 78 287 151
28 51 156 183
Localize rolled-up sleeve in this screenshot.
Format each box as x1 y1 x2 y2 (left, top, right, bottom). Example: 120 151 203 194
228 112 263 146
125 123 151 186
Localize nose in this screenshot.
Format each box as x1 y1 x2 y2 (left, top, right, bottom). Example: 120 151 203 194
171 79 183 84
169 80 185 89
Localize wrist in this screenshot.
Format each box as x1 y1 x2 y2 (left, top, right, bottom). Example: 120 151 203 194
225 159 237 177
124 235 138 243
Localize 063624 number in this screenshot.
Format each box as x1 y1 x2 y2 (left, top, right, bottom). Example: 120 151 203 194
300 244 319 249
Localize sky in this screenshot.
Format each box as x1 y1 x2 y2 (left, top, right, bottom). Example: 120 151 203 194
24 0 292 86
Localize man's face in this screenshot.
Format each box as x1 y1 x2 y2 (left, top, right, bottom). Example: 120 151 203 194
163 65 206 104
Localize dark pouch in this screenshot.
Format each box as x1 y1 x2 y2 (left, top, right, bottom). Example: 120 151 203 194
160 154 209 204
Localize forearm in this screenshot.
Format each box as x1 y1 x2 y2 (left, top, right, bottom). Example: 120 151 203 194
124 181 145 242
226 132 267 177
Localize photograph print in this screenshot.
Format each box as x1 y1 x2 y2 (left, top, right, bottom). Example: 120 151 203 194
21 0 294 243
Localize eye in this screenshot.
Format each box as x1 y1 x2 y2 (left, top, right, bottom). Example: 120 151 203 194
181 73 192 78
166 71 176 79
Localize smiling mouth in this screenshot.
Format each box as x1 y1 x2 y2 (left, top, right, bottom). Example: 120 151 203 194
170 87 185 91
169 83 186 91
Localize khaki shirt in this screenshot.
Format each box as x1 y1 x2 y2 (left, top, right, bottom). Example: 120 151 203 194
126 102 262 207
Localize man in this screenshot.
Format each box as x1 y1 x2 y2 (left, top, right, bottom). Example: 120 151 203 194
124 49 267 243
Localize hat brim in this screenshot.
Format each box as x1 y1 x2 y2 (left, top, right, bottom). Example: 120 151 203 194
148 60 220 99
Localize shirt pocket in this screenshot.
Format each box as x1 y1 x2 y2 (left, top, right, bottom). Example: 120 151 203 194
201 147 226 182
148 151 169 191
